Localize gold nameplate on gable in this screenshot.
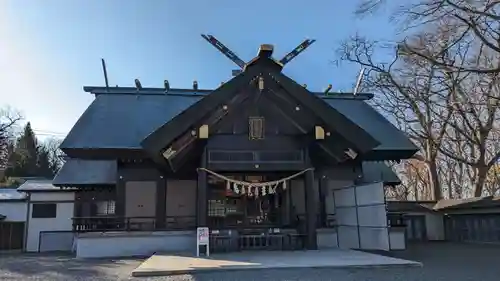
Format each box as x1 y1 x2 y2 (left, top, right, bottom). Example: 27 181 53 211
199 125 209 139
249 117 265 140
315 126 325 140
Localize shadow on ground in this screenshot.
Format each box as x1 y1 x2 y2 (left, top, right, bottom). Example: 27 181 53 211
1 243 500 280
0 252 141 280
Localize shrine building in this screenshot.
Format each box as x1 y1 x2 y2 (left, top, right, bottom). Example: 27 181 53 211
29 37 417 257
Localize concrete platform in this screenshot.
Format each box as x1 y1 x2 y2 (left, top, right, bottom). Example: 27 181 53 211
131 249 422 277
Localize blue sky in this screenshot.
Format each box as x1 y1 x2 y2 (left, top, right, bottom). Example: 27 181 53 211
0 0 395 139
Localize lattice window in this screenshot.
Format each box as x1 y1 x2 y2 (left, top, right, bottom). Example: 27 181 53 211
96 201 116 215
249 117 265 140
208 200 226 217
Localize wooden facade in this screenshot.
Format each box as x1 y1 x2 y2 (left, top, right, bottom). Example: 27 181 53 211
55 47 418 251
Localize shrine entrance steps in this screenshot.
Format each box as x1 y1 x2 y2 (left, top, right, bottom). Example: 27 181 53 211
131 248 422 277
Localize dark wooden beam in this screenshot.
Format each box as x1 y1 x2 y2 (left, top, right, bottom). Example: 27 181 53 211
304 159 318 250
162 89 253 171
141 65 264 156
155 176 167 229
266 81 364 163
115 175 126 218
197 149 208 226
168 141 205 172
264 71 380 153
264 90 345 162
319 177 327 227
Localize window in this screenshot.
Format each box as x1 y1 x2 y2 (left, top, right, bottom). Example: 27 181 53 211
96 201 116 215
32 203 57 218
249 117 265 140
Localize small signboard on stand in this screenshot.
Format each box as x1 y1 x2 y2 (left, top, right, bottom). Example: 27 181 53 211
196 227 210 257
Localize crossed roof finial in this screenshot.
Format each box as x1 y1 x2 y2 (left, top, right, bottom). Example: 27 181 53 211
201 34 316 75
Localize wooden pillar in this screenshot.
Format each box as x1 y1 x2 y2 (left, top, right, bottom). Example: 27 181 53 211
155 176 167 229
116 176 126 217
304 168 318 249
197 150 208 226
319 177 327 227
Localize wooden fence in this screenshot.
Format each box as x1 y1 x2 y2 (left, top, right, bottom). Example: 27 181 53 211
0 221 24 251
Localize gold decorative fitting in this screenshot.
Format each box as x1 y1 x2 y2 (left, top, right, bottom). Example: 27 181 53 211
162 147 176 160
190 130 197 136
326 132 331 136
295 106 300 111
315 126 325 140
222 105 228 110
345 148 358 159
199 124 209 139
255 164 260 168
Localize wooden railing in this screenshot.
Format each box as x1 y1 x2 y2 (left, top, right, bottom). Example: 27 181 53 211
296 214 337 228
208 213 336 230
209 232 306 252
72 216 196 232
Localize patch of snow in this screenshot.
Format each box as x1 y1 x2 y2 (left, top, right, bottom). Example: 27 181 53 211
0 188 26 200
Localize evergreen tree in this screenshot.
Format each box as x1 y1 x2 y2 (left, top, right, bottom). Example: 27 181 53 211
5 123 61 179
15 122 39 177
37 145 54 178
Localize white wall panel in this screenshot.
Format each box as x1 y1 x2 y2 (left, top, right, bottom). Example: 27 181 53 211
359 227 390 250
30 192 74 202
333 182 390 251
334 188 356 207
336 207 358 226
27 202 74 252
0 202 27 221
355 182 385 206
337 226 359 249
357 205 388 227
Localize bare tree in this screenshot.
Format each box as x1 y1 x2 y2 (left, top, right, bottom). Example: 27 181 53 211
350 0 500 198
0 107 23 175
356 0 500 74
41 137 64 174
439 74 500 195
391 159 433 200
337 35 454 200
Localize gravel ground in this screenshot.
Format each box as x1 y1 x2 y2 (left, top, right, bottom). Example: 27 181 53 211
1 242 499 280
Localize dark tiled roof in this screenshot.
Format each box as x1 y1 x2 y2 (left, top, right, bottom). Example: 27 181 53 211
433 196 500 210
60 93 202 150
362 162 400 185
53 159 117 186
324 99 417 152
387 197 500 213
17 180 72 191
60 88 416 156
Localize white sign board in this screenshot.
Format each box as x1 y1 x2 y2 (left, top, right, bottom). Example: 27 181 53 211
196 227 210 257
